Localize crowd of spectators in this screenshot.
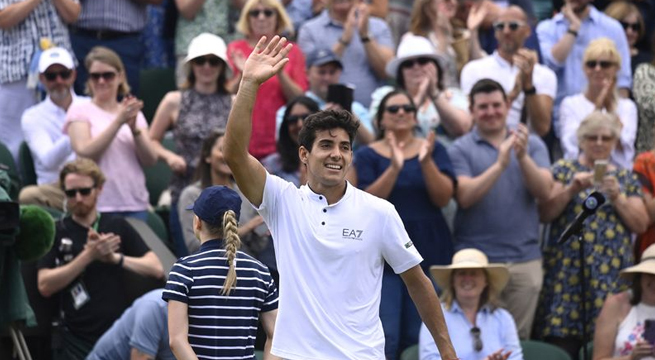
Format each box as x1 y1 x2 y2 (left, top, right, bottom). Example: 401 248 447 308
2 0 655 359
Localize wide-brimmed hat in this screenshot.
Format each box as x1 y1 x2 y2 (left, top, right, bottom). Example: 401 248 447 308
621 244 655 279
430 249 510 292
385 33 444 78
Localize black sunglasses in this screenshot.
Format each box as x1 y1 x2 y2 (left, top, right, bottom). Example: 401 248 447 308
385 104 416 114
621 21 640 32
89 71 117 81
64 187 94 198
401 58 432 69
493 21 524 31
192 56 222 67
585 60 615 69
287 113 310 123
43 69 72 81
471 327 483 352
249 9 275 18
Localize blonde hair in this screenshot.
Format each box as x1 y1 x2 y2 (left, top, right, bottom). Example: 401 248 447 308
605 1 644 41
220 210 241 295
409 0 437 37
583 38 621 112
84 46 130 96
236 0 294 38
441 269 501 311
59 158 106 190
576 111 622 145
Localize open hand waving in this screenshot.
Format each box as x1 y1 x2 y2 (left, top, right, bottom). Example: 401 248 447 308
242 36 293 86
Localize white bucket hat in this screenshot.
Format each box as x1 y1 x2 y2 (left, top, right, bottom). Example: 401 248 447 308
430 248 510 293
621 244 655 279
385 33 444 78
185 33 229 65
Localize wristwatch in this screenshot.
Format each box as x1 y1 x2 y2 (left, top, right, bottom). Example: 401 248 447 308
524 86 537 96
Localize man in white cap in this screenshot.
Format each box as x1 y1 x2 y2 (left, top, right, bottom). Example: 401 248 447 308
19 47 88 210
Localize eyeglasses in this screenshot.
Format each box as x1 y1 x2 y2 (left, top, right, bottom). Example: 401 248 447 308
583 134 615 143
493 21 524 32
385 104 416 114
64 187 94 198
585 60 615 69
192 56 222 67
43 69 72 81
621 21 641 32
471 327 483 352
89 71 117 81
401 58 432 69
249 9 275 18
287 113 310 123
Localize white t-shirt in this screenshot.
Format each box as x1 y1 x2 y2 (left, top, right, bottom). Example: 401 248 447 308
461 51 557 129
257 173 423 360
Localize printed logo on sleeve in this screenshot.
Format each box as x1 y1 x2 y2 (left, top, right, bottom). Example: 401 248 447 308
342 228 364 241
404 241 414 249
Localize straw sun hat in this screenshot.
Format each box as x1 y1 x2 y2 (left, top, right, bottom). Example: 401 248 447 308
620 244 655 279
430 249 510 294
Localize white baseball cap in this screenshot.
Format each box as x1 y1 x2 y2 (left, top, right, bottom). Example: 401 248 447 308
38 47 75 73
184 33 229 64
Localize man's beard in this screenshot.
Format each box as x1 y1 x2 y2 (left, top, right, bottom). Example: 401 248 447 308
49 86 70 103
68 200 95 218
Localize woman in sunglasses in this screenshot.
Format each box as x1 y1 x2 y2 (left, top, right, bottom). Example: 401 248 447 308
65 46 157 222
604 1 650 75
225 0 307 160
262 96 320 186
419 248 521 360
148 33 233 257
559 37 638 170
535 112 648 359
347 89 457 359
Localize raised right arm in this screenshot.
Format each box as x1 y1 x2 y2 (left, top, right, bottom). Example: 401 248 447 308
224 36 292 207
0 0 39 30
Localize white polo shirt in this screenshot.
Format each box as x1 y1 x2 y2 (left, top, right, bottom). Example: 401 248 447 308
461 51 557 129
257 173 423 360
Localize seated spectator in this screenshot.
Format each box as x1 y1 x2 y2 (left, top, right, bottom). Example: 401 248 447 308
559 38 638 170
593 244 655 360
461 6 557 137
227 0 307 159
535 111 649 359
164 186 279 359
275 49 375 144
419 248 522 360
371 34 471 143
19 48 86 210
65 46 158 221
149 33 233 256
178 131 267 256
604 1 651 75
267 96 320 186
297 0 394 108
87 289 174 360
633 34 655 154
409 0 486 87
37 158 164 360
348 89 456 359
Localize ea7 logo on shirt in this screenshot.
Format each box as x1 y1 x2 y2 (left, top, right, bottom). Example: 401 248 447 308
342 229 364 241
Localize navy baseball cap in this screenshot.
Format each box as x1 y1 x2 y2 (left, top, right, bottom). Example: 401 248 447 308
306 49 343 69
186 186 242 225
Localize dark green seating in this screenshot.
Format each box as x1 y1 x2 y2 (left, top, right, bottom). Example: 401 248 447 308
19 142 37 187
144 136 176 208
521 340 572 360
138 67 176 123
0 141 21 200
400 344 418 360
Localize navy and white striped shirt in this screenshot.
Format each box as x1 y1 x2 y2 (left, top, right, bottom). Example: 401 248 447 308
163 239 278 360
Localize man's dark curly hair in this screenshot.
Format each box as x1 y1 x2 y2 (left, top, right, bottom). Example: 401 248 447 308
298 109 360 151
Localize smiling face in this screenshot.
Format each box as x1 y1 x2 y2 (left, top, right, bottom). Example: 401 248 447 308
308 62 342 100
248 2 278 38
191 55 224 86
470 90 509 135
583 52 619 88
87 60 122 101
579 126 617 163
287 103 310 144
40 64 76 103
452 268 488 303
494 7 530 55
299 127 352 189
379 93 418 135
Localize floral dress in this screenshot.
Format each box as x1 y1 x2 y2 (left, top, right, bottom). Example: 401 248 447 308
535 159 642 339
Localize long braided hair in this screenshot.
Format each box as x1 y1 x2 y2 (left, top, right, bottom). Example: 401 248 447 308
220 210 241 295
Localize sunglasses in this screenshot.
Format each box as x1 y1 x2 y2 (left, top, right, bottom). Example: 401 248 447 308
64 187 94 198
621 21 640 32
583 134 615 143
43 69 73 81
493 21 524 31
287 113 310 123
471 327 483 352
249 9 275 18
385 104 416 114
192 56 222 67
401 58 432 69
89 71 117 81
585 60 615 69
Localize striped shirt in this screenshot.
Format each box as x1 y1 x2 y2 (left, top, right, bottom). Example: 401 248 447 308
76 0 147 33
163 239 278 360
0 0 75 83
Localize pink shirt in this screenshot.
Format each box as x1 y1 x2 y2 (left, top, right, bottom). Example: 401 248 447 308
65 102 150 212
227 39 308 159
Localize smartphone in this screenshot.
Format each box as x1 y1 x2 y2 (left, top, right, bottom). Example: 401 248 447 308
593 160 608 185
326 84 354 113
644 319 655 345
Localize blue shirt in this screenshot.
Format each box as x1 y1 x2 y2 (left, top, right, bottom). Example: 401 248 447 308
163 240 279 359
536 6 631 116
297 11 394 107
419 302 523 360
87 289 175 360
448 128 550 263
